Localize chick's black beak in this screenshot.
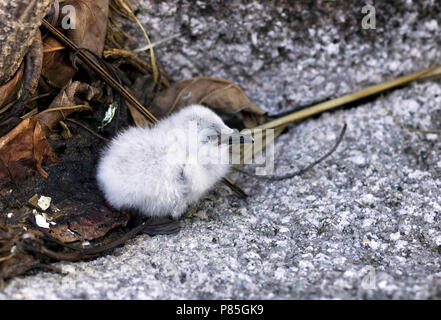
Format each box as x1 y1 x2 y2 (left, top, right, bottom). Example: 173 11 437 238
221 131 254 145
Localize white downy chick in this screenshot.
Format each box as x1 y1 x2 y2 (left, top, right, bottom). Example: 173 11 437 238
96 105 253 219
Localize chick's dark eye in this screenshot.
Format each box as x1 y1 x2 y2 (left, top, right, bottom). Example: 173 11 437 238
209 123 222 133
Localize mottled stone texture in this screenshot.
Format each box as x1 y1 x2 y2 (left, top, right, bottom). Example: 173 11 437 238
1 1 441 299
133 0 441 114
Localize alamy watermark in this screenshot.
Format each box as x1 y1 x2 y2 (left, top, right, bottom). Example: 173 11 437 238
361 4 376 29
361 265 377 290
162 121 275 175
61 5 76 30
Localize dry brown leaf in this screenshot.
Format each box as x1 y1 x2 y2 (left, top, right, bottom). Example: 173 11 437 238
0 118 60 185
33 120 58 178
63 0 109 56
103 48 170 87
37 80 101 133
126 101 151 127
149 77 267 127
39 0 109 91
0 251 36 280
1 30 43 119
0 61 24 110
41 36 76 90
47 200 130 243
0 80 99 185
241 111 269 128
22 29 44 102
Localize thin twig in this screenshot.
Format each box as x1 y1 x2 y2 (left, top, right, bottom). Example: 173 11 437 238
134 32 182 52
235 123 347 180
27 217 90 251
33 263 68 275
222 177 248 199
26 92 52 103
43 46 65 53
146 65 162 109
381 95 441 134
66 118 109 142
0 252 16 262
19 220 149 261
103 48 170 87
37 104 92 116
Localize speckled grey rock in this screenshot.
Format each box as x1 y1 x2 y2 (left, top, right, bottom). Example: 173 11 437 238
1 0 441 299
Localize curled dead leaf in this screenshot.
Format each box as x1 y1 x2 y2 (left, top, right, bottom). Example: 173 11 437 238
41 36 76 90
39 0 109 91
21 29 44 105
0 61 24 110
37 80 101 133
47 200 129 243
1 30 43 122
0 118 59 185
0 251 36 280
62 0 109 57
127 101 151 127
149 77 267 128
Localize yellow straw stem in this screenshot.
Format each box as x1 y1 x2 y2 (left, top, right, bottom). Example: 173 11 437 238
254 64 441 131
118 0 159 83
238 63 441 166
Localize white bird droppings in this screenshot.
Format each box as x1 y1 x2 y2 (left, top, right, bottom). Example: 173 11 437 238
37 196 52 211
35 214 50 229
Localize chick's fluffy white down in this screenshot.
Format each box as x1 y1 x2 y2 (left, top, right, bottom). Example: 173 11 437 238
96 105 231 218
